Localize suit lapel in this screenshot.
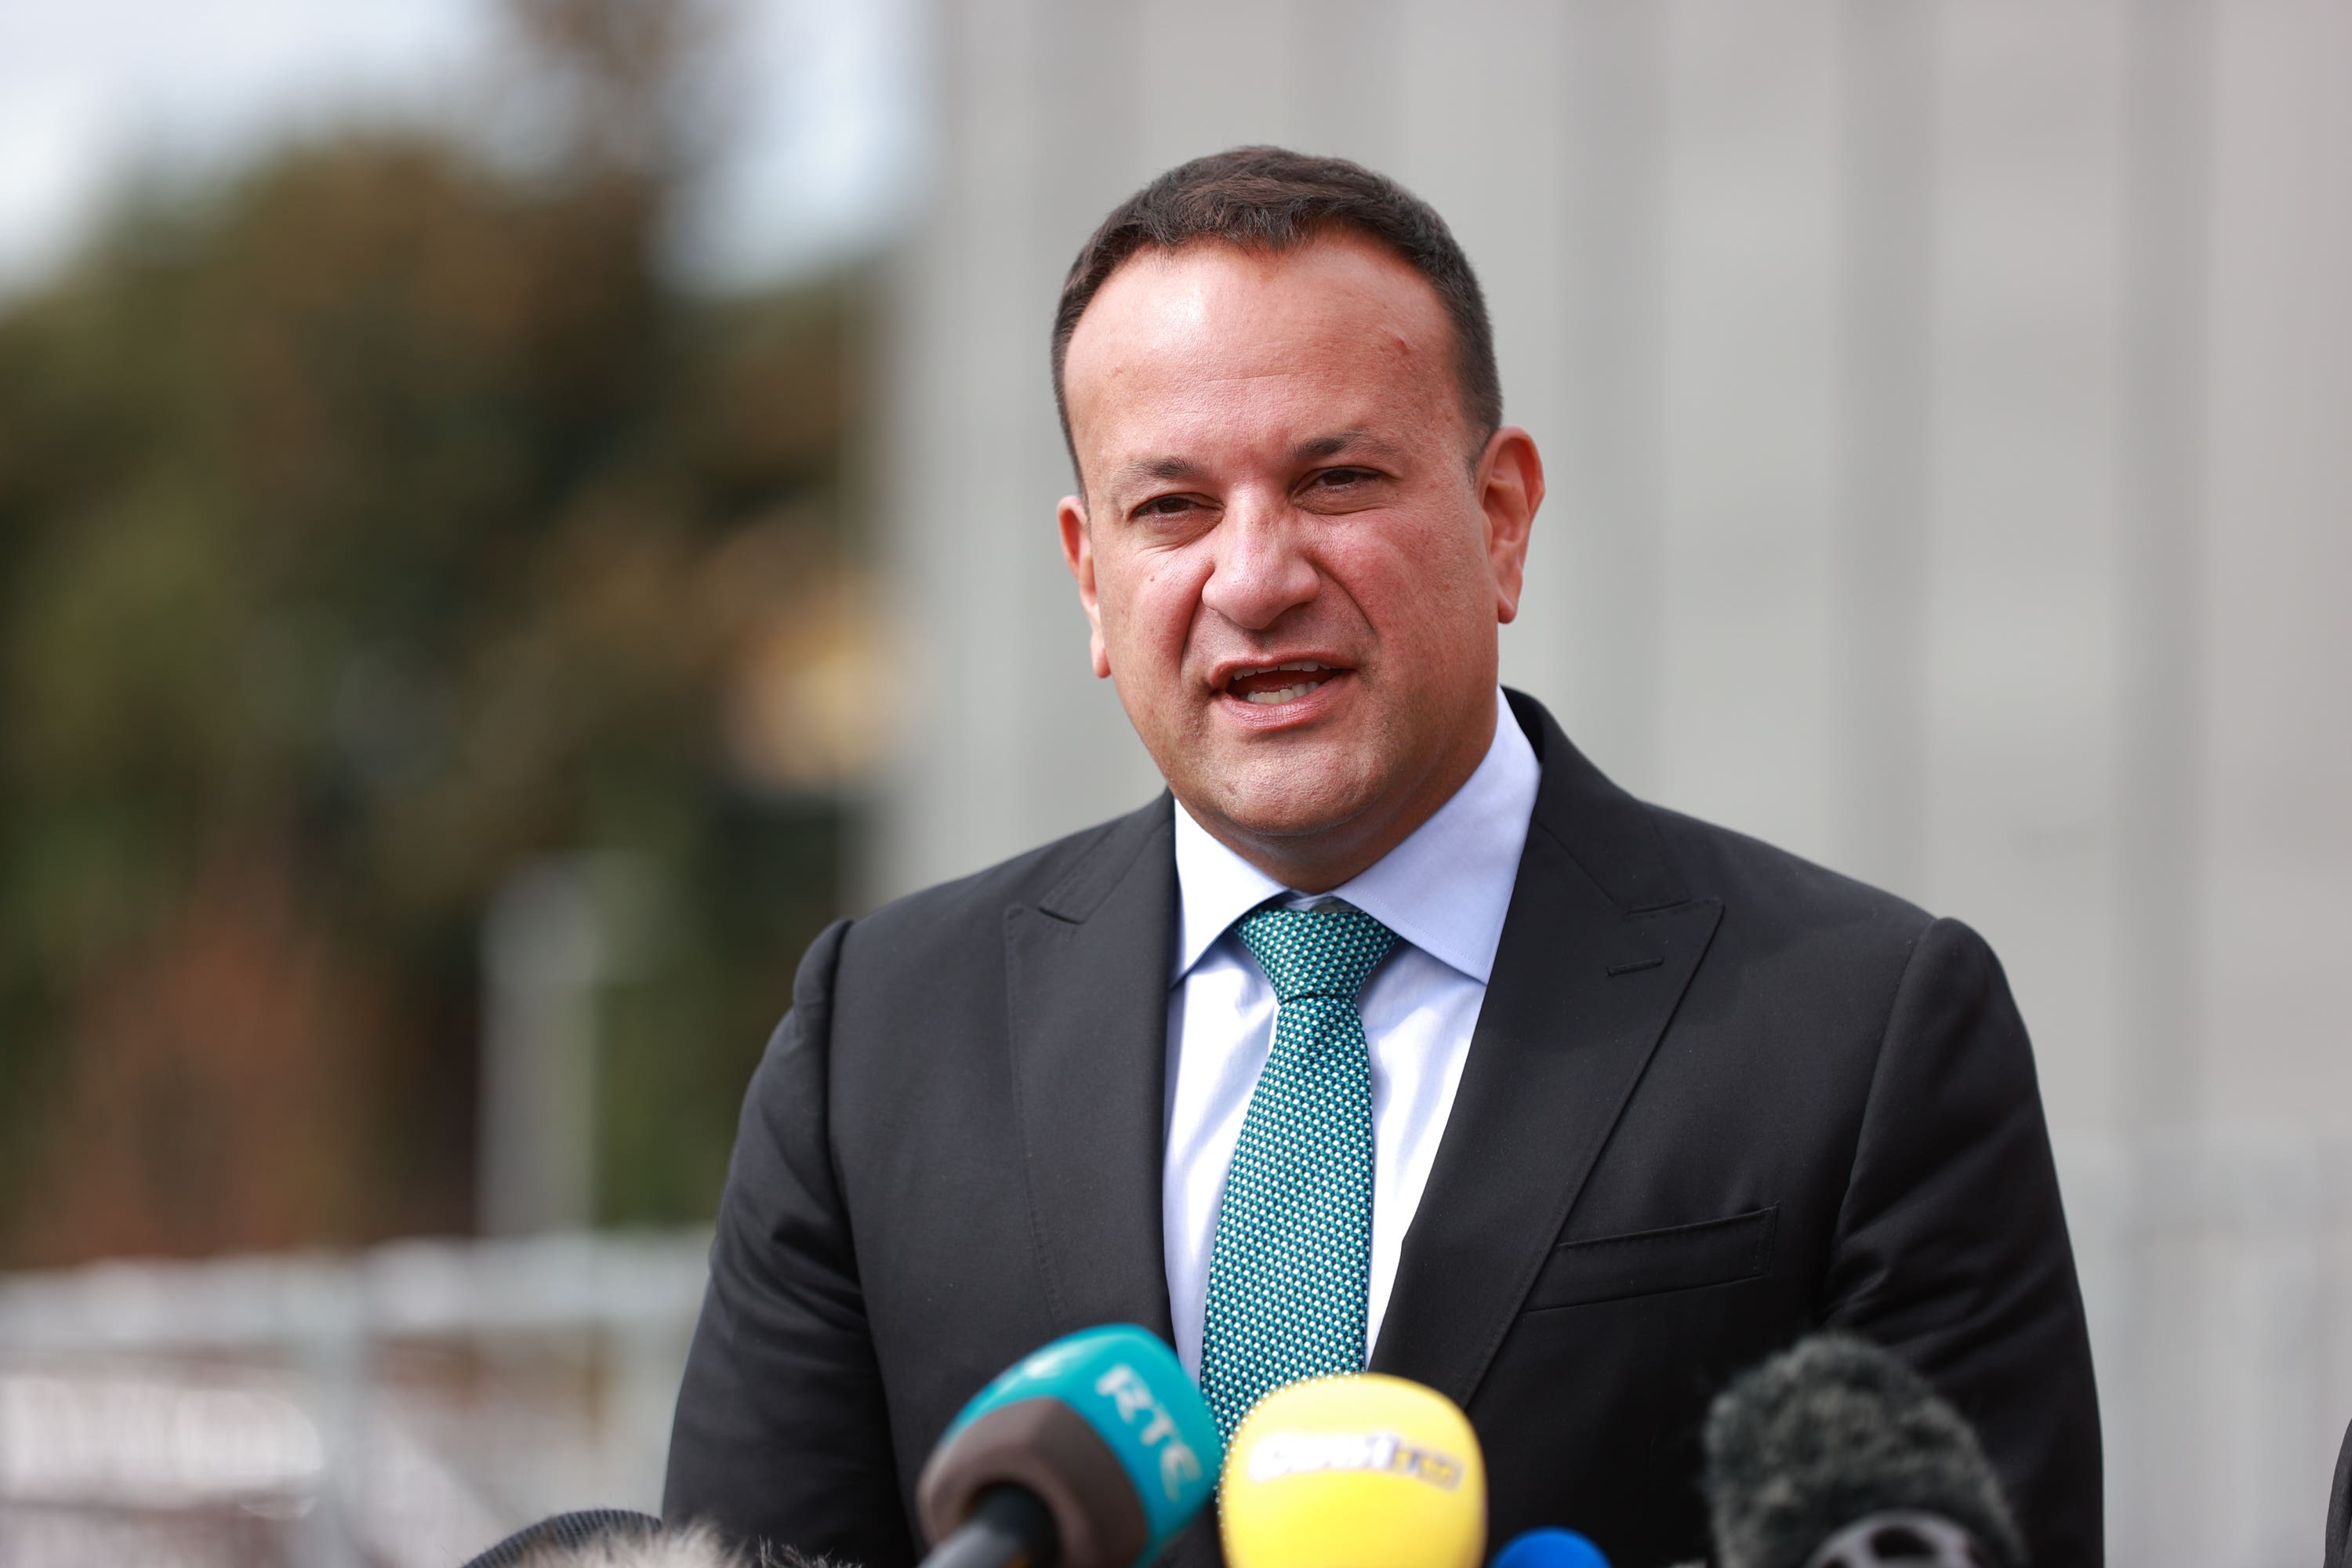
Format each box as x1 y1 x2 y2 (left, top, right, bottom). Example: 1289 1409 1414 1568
1003 798 1181 1345
1371 695 1722 1408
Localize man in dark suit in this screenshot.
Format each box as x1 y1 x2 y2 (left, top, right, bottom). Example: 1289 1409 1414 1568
665 148 2101 1568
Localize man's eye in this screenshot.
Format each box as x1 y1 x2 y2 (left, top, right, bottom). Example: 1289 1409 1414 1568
1137 495 1196 518
1311 467 1374 488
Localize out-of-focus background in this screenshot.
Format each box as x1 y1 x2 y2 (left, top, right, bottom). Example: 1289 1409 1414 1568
0 1 2344 1564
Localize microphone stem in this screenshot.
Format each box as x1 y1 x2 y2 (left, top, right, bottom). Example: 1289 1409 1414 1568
924 1485 1059 1568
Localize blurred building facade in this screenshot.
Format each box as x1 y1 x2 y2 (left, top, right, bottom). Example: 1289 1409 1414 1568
872 2 2352 1564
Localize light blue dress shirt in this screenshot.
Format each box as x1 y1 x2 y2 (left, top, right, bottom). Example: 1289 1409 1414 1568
1162 688 1541 1374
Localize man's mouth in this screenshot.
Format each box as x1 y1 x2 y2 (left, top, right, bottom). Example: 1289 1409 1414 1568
1223 661 1342 705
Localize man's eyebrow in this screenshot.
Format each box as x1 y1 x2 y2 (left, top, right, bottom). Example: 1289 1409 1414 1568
1108 455 1205 492
1101 432 1405 500
1294 430 1405 463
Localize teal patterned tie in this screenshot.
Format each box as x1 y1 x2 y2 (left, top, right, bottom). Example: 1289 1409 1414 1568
1199 902 1398 1439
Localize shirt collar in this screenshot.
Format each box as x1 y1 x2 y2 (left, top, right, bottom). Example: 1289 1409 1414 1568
1170 688 1541 986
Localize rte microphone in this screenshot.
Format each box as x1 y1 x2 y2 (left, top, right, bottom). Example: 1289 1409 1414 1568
1701 1334 2024 1568
1218 1373 1486 1568
1487 1527 1611 1568
915 1324 1221 1568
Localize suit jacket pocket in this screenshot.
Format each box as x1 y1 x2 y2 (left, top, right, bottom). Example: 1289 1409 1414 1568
1524 1205 1778 1311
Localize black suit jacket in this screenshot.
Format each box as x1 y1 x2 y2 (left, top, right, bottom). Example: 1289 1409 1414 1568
665 692 2101 1568
2327 1414 2351 1568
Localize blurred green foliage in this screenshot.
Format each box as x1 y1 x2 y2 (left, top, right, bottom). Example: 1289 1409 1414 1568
0 2 868 1263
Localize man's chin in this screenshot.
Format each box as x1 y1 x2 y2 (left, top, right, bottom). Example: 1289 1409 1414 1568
1184 769 1381 848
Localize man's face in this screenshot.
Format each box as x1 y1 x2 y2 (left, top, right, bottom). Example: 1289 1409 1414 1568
1058 234 1541 884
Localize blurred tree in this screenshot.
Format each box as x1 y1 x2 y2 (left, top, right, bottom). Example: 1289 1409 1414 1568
0 0 877 1263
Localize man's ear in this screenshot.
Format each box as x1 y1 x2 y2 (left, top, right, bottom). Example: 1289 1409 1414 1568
1475 426 1544 625
1057 494 1112 678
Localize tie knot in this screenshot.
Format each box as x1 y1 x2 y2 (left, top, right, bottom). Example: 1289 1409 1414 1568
1236 903 1398 1004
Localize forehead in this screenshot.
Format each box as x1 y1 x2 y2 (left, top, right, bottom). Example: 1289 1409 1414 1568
1061 234 1461 477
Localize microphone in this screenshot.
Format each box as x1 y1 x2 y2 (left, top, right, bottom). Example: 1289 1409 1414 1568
458 1512 840 1568
1487 1527 1611 1568
914 1324 1221 1568
1217 1372 1486 1568
1700 1334 2025 1568
461 1510 667 1567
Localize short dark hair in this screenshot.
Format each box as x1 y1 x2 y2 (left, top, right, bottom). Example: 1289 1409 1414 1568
1051 147 1502 481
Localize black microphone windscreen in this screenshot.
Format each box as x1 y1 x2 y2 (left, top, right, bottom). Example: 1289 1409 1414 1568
1700 1334 2024 1568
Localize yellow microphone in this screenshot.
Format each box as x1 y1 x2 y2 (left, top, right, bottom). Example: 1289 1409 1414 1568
1218 1374 1486 1568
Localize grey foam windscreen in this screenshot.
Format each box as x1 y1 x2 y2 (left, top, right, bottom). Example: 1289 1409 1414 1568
461 1509 666 1568
1701 1335 2024 1568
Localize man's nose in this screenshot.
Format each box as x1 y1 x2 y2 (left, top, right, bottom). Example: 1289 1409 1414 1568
1198 496 1319 630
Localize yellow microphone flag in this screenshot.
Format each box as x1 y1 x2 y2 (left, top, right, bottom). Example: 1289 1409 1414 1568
1219 1374 1486 1568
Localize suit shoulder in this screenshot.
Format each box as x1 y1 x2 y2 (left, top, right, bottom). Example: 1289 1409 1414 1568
1645 802 1937 964
834 796 1172 971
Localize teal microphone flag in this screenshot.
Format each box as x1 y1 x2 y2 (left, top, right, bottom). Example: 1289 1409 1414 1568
920 1325 1223 1568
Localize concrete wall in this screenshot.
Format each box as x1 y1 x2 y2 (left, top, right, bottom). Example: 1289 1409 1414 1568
870 3 2352 1560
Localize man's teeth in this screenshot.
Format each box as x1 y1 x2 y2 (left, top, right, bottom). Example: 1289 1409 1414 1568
1233 661 1332 704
